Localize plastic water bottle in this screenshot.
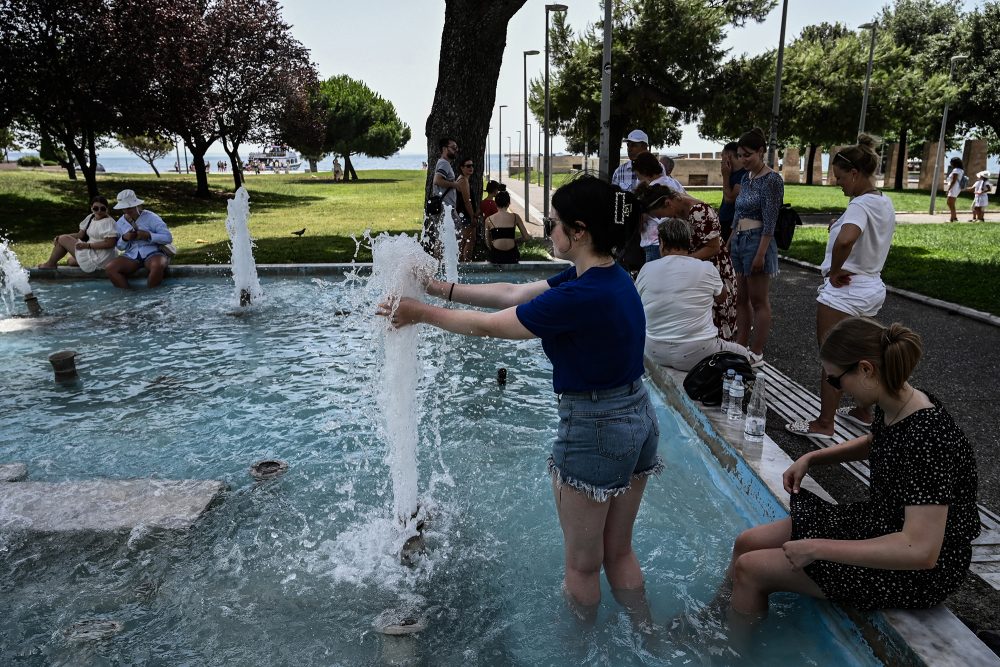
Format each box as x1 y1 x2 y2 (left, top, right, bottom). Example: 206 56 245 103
727 375 745 421
744 373 767 442
721 369 736 413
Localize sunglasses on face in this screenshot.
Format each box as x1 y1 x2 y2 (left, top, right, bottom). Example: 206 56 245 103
825 362 858 390
462 163 473 169
92 205 107 212
543 216 558 237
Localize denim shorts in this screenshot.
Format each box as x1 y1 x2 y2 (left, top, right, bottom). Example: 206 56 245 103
731 227 779 276
548 380 663 502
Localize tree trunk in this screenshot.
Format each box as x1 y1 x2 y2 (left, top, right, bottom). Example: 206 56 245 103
150 161 161 177
424 0 528 207
893 128 908 191
344 154 359 181
806 143 817 185
308 158 317 172
61 132 98 199
220 135 244 190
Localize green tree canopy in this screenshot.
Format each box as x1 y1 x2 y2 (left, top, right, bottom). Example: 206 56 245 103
318 75 411 180
531 0 775 171
118 134 175 177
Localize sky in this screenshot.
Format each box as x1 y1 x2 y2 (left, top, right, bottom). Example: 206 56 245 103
100 0 981 157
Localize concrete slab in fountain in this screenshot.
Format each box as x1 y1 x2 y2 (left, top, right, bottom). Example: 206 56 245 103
0 463 28 482
0 479 225 532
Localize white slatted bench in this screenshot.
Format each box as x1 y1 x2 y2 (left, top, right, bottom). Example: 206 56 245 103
761 361 1000 592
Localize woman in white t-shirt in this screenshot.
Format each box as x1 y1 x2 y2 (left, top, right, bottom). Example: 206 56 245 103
787 135 896 439
37 195 119 272
636 217 750 371
632 151 673 263
945 157 964 222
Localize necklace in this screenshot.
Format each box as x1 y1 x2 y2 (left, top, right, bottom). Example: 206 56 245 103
885 386 917 425
748 165 767 181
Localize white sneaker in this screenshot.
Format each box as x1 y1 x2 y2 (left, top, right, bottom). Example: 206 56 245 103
748 352 765 368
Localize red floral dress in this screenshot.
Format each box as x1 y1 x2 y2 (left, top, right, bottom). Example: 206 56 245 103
688 203 738 340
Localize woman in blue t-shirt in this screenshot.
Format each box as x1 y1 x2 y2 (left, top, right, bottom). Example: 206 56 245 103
382 176 662 621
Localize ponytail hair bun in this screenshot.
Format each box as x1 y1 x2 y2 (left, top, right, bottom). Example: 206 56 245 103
821 317 923 395
738 127 768 152
550 175 642 257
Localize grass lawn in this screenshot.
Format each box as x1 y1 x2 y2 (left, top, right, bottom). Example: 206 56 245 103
507 172 977 214
785 223 1000 315
0 168 550 265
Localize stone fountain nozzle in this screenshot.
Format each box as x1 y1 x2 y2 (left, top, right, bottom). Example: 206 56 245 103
240 288 252 307
48 350 78 380
24 292 42 317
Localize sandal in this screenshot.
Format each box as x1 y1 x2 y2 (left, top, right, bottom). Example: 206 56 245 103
784 420 835 440
836 406 872 428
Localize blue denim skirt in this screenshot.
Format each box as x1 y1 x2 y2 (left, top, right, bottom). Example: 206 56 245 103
548 380 662 502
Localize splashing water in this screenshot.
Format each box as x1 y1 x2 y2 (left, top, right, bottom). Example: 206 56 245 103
440 205 459 283
0 238 33 316
370 234 438 525
225 187 263 306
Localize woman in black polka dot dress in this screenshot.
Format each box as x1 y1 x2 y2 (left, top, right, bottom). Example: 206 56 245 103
726 317 980 618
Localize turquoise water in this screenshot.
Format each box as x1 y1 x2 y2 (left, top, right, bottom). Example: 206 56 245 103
0 275 881 665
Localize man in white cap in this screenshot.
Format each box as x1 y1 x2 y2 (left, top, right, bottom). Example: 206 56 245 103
104 189 173 288
612 129 661 192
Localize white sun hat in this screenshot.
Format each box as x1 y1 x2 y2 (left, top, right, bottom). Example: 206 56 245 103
113 189 144 209
977 170 991 179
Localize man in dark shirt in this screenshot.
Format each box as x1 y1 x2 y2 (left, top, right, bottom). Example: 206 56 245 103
718 141 747 243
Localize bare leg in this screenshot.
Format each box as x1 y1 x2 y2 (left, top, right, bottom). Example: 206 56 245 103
947 196 957 222
605 476 653 630
745 273 772 355
730 548 826 619
552 478 610 613
39 234 78 268
145 254 170 288
105 256 141 289
734 274 752 348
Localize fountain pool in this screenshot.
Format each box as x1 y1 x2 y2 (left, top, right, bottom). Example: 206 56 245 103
0 273 884 665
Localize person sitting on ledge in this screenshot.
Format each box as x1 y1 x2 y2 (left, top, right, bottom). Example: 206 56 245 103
105 189 173 289
635 217 750 371
726 317 980 623
37 195 118 273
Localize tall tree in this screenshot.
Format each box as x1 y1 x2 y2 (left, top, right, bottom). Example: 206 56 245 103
953 2 1000 154
3 0 117 198
530 0 775 175
425 0 528 204
319 75 411 181
277 82 329 172
207 0 316 189
697 51 775 143
118 134 175 177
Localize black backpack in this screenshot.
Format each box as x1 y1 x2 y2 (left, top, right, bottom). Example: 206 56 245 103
683 352 755 407
774 203 801 250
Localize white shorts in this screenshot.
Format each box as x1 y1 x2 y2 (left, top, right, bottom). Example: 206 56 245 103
816 274 886 317
974 194 988 208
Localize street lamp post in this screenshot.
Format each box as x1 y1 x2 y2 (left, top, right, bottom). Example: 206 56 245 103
523 49 540 222
526 123 532 182
498 104 508 183
537 127 543 186
767 0 789 168
858 21 878 135
544 3 568 226
516 130 522 183
929 55 968 215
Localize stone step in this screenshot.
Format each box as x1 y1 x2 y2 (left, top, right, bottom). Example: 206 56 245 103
0 479 226 533
0 463 27 482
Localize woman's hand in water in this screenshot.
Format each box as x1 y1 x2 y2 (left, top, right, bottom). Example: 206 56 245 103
781 539 818 570
782 455 811 494
377 297 423 328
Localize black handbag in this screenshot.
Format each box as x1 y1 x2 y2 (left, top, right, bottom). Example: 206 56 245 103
683 351 755 407
425 194 443 216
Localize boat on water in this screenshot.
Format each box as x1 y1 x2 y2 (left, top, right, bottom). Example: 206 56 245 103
246 145 303 172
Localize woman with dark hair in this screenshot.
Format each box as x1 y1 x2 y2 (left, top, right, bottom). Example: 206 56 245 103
637 183 738 341
945 157 965 222
37 195 118 272
727 317 979 620
731 128 783 366
632 151 672 263
484 190 531 264
381 176 661 621
454 157 479 261
786 135 896 439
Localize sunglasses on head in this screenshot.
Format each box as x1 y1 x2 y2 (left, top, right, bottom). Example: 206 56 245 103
834 152 858 171
92 205 107 212
825 362 859 390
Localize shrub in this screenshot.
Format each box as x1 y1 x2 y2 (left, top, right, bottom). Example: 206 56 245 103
16 155 42 167
41 159 59 166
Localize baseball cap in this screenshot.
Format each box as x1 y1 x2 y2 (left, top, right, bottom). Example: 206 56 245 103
625 129 649 144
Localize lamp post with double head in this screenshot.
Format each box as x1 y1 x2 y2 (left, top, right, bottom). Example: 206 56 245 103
498 104 508 183
858 21 878 135
544 4 568 226
929 55 968 215
523 49 540 221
